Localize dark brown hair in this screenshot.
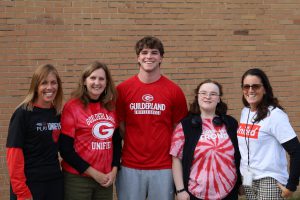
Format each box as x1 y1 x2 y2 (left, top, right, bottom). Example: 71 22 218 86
241 68 283 122
135 36 164 56
189 79 227 116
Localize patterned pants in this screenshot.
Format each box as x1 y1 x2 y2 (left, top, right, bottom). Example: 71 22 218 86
244 177 285 200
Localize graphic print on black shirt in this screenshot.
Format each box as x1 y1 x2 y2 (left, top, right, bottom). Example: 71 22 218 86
7 106 62 182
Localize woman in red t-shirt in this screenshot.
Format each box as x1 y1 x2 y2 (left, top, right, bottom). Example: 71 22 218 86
59 61 121 200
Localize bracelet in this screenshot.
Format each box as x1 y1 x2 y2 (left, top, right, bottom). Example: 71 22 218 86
176 188 185 193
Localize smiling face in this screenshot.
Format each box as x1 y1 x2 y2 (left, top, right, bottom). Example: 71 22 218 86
198 83 220 114
137 48 163 74
84 68 107 100
242 75 265 111
35 72 58 108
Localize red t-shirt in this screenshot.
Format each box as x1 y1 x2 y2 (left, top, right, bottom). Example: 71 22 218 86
117 75 188 169
170 119 237 200
61 98 118 174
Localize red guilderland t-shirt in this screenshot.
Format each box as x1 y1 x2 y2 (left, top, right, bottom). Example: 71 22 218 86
117 75 188 169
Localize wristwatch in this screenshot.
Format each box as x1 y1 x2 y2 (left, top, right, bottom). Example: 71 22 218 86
176 188 185 193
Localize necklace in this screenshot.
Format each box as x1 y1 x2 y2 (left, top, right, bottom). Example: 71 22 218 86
244 108 255 167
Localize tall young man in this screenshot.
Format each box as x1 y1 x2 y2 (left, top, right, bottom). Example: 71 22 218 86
116 36 188 200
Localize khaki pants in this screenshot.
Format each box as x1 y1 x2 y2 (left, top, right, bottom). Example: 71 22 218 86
64 171 113 200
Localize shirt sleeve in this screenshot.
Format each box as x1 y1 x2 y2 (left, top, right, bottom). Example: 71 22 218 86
270 109 296 144
116 85 125 123
61 102 76 138
170 123 185 159
59 134 90 174
7 148 32 200
172 87 188 125
6 108 32 199
112 128 122 168
281 137 300 192
6 108 26 148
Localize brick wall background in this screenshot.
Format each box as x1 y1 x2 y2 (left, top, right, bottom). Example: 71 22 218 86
1 0 300 199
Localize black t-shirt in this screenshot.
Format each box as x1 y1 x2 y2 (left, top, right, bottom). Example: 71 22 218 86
7 106 62 182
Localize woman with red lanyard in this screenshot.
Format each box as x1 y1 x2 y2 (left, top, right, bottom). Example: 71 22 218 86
59 61 121 200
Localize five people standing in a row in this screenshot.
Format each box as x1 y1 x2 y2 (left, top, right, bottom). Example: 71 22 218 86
6 36 300 200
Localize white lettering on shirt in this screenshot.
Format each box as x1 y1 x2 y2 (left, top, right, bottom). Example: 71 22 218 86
91 141 111 150
200 129 229 140
86 113 115 126
129 102 165 116
36 122 61 132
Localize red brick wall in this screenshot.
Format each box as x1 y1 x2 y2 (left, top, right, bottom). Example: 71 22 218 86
1 1 300 199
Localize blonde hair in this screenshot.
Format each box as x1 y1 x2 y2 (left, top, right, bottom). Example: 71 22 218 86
18 64 63 114
71 61 117 111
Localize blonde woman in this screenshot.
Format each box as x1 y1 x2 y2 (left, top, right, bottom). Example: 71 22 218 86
7 64 64 200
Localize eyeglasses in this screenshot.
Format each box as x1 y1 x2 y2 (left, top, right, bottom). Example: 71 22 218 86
242 84 263 91
198 91 220 98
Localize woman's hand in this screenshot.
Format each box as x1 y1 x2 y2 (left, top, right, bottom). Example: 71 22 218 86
238 185 245 195
85 166 109 186
102 167 118 187
277 183 293 198
176 190 190 200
